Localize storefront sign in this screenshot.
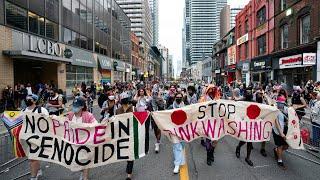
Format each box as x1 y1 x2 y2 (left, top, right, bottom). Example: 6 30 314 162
242 63 250 72
227 45 236 65
98 55 112 70
67 46 97 68
29 35 63 57
279 54 303 69
251 59 271 71
64 49 73 58
114 60 126 72
215 69 221 74
237 33 248 46
303 53 316 65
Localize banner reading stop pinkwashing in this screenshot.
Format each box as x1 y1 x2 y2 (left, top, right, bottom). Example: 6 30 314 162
152 100 304 150
19 112 150 171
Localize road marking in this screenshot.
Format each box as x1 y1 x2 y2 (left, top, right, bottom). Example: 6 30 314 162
180 149 189 180
254 164 270 168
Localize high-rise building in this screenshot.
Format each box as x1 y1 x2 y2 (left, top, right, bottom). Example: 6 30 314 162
149 0 159 46
189 0 227 64
220 5 242 38
159 45 169 79
116 0 153 47
182 0 191 67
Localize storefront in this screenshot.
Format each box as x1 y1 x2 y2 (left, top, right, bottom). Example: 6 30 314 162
65 46 97 96
97 55 112 84
274 53 316 90
236 60 250 85
250 57 272 84
1 29 71 91
113 60 126 82
125 63 132 82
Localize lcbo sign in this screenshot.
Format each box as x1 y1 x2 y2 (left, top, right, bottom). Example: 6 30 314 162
28 36 63 57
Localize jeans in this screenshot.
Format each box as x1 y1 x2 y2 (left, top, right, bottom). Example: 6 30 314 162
173 142 185 166
126 161 134 174
312 122 320 147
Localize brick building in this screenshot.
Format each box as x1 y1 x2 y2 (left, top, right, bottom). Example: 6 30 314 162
131 32 144 80
272 0 320 89
235 0 274 85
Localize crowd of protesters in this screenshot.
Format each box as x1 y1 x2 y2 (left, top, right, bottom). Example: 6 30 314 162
1 79 320 180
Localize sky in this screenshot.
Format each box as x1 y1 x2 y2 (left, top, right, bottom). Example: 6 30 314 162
159 0 250 77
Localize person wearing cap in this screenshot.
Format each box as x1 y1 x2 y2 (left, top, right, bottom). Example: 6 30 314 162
66 97 97 180
115 92 135 180
22 94 49 180
272 95 289 169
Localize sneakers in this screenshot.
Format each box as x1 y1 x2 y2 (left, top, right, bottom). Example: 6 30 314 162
155 143 160 153
173 165 180 174
260 149 267 157
277 161 287 170
245 158 253 166
30 169 43 180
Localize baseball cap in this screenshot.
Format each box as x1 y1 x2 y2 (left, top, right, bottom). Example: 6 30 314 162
72 97 85 107
26 94 39 101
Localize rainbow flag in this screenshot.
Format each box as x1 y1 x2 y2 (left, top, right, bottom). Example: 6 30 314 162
1 111 26 157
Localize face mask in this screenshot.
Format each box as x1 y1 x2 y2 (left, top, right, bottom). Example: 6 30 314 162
26 99 33 107
72 107 81 113
176 98 182 104
108 96 115 100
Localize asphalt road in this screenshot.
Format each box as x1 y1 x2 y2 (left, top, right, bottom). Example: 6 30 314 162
1 106 320 180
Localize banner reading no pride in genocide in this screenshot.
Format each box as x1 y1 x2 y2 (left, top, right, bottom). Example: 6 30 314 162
18 112 150 171
2 100 304 171
152 100 304 150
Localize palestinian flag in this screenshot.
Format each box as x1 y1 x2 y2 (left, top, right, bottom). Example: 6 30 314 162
133 111 150 159
0 111 26 157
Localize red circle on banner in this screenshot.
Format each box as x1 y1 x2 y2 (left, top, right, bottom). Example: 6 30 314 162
247 104 261 120
171 110 187 125
292 120 296 125
294 135 298 139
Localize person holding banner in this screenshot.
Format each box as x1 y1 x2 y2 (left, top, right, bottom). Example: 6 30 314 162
235 87 254 166
116 92 135 180
273 95 289 169
199 84 220 166
168 92 186 174
22 94 49 180
66 97 97 180
134 88 150 112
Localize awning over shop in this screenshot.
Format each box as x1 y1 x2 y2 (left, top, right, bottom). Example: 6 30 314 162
114 59 126 72
67 46 97 68
2 50 72 63
97 55 112 70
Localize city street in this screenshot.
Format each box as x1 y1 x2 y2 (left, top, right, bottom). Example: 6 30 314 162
1 106 320 180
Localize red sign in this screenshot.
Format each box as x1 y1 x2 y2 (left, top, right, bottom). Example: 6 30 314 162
279 55 302 69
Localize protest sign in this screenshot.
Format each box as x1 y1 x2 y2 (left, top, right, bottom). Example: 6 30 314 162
19 112 150 171
152 100 303 149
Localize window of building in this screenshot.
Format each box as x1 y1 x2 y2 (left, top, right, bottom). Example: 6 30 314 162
300 15 310 44
280 0 286 11
63 27 72 44
62 0 72 10
245 20 249 33
66 65 93 89
256 6 266 26
80 35 88 49
238 25 242 36
239 45 242 59
46 0 59 23
5 1 28 30
245 42 249 58
257 34 266 55
80 0 87 21
281 24 289 49
72 0 80 15
87 38 93 50
46 20 59 40
28 12 39 34
29 0 45 16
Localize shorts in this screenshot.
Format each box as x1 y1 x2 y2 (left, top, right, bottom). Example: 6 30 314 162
272 126 288 147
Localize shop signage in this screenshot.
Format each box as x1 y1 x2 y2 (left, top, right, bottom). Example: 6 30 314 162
303 53 316 65
227 45 236 65
279 54 303 69
242 63 250 72
251 59 271 71
98 55 112 70
215 69 221 74
114 60 126 72
64 49 73 58
29 36 63 57
237 33 248 46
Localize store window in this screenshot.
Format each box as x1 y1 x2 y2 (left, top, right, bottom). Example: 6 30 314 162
257 34 266 55
256 6 266 26
5 1 28 30
281 24 289 49
46 20 59 40
300 15 310 44
66 65 93 89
